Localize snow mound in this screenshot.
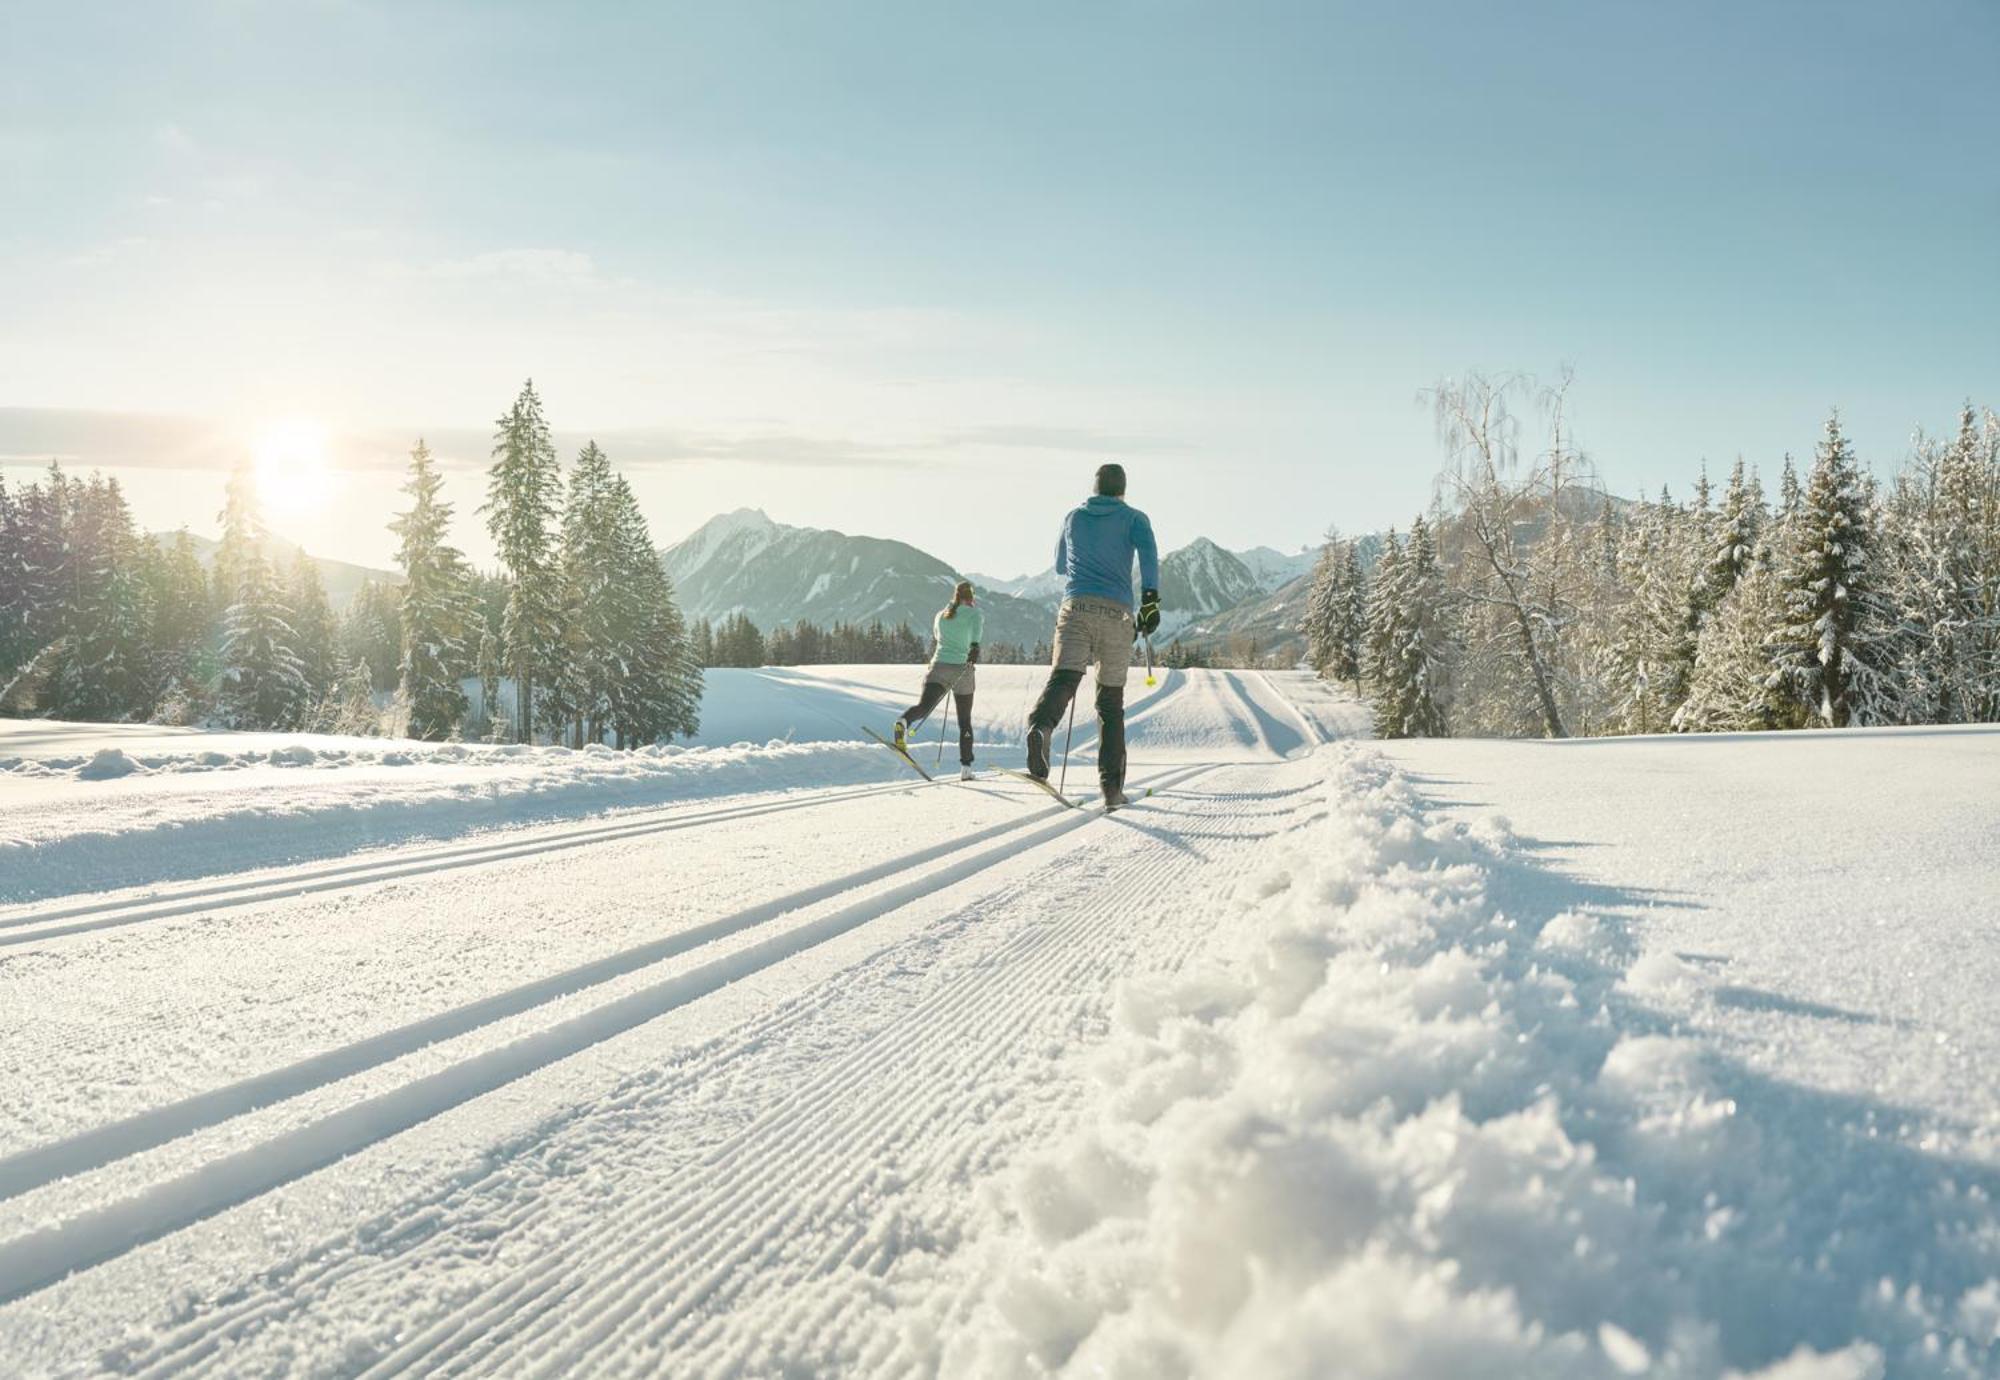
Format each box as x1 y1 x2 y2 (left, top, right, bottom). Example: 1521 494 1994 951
75 749 143 781
944 745 2000 1378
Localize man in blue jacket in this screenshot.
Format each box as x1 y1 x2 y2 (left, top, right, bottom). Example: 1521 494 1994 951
1026 463 1162 806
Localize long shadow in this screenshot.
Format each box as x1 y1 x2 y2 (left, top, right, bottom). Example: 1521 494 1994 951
1403 773 2000 1371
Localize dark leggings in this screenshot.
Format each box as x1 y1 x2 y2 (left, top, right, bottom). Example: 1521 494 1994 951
901 683 976 766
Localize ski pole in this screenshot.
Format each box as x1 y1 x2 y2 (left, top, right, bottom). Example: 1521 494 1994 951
1057 689 1078 796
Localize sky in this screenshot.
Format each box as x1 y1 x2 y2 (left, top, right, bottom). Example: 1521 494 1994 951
2 0 1997 577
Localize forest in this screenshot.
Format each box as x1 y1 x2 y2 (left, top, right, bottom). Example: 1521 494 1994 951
1302 374 2000 739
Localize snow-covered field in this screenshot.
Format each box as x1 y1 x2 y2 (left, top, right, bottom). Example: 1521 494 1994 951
0 671 1994 1377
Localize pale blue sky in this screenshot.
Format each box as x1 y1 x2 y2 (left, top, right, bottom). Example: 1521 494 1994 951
2 1 1995 574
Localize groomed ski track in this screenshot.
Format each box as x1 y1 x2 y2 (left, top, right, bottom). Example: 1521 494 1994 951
0 669 1367 1376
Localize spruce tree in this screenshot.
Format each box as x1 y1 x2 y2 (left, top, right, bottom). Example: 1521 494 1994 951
476 621 503 739
1372 516 1450 737
287 550 338 706
1770 413 1900 727
1708 458 1764 604
391 439 476 740
1301 537 1343 679
220 542 310 730
481 380 564 741
553 441 623 744
144 530 213 710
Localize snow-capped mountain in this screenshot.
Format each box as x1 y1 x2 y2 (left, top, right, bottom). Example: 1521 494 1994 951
991 538 1309 620
662 509 1054 649
1154 538 1264 635
1233 544 1317 592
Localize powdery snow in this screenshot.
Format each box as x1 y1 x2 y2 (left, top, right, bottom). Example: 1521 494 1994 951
0 679 1992 1378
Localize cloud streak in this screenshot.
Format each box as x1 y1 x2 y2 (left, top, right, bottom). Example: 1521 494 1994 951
0 409 1183 479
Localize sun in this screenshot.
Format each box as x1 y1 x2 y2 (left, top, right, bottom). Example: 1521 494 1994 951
251 418 336 517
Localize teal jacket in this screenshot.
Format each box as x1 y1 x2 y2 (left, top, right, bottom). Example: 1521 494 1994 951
931 605 982 664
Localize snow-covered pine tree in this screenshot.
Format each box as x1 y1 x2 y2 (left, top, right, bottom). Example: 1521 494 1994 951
1300 536 1343 679
476 621 503 740
47 476 150 721
1708 458 1764 606
390 439 476 741
1329 541 1367 690
481 380 564 741
213 463 261 622
1895 405 2000 723
1364 527 1401 691
1677 535 1797 733
219 541 310 730
287 550 338 706
1372 516 1450 737
611 476 701 744
1769 413 1902 727
0 473 26 686
142 529 213 713
553 440 623 745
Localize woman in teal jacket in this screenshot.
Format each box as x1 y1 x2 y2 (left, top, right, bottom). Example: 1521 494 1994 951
892 580 982 779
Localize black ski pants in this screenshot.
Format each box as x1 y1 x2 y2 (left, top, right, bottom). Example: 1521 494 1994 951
1027 670 1125 793
901 681 976 766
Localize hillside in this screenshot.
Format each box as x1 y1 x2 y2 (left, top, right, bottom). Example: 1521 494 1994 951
159 532 400 610
661 509 1054 649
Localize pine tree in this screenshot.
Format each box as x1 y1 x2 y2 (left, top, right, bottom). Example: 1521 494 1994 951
390 439 476 741
0 473 27 684
1770 413 1901 727
1677 537 1796 732
287 550 338 706
1371 516 1450 737
219 541 310 730
312 658 379 736
49 476 151 720
1301 536 1344 679
1896 405 2000 723
553 441 623 744
1364 527 1402 690
1330 542 1367 690
143 530 213 710
481 380 564 741
1708 458 1764 605
476 621 503 739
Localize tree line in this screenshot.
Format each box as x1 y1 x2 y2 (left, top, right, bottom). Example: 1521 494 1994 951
691 612 1040 668
1301 372 2000 740
0 379 703 747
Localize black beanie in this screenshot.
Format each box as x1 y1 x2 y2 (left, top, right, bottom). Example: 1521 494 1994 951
1094 463 1127 497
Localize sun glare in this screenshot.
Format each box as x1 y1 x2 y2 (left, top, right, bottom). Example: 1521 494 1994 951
251 418 336 517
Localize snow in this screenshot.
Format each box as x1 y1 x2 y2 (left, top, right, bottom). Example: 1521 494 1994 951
0 680 1994 1377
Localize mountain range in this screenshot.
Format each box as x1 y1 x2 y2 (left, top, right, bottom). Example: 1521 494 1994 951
663 508 1319 654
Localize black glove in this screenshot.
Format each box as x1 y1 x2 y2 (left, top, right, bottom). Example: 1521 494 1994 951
1137 588 1161 637
967 642 981 665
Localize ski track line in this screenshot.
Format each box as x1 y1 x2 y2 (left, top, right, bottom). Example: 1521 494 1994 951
355 765 1263 1379
510 772 1279 1377
0 774 952 948
118 765 1254 1380
639 824 1250 1375
0 785 1081 1205
0 776 1034 1078
1256 669 1331 748
0 764 1215 1307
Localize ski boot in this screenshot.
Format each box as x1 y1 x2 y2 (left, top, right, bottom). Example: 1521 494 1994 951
960 764 976 781
1025 726 1051 781
891 719 910 751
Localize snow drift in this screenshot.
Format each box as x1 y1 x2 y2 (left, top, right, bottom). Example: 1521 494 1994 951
944 744 1995 1378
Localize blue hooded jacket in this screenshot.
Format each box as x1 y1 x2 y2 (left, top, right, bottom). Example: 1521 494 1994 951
1053 496 1160 608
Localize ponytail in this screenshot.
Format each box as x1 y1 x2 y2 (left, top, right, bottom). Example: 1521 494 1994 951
941 579 975 621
